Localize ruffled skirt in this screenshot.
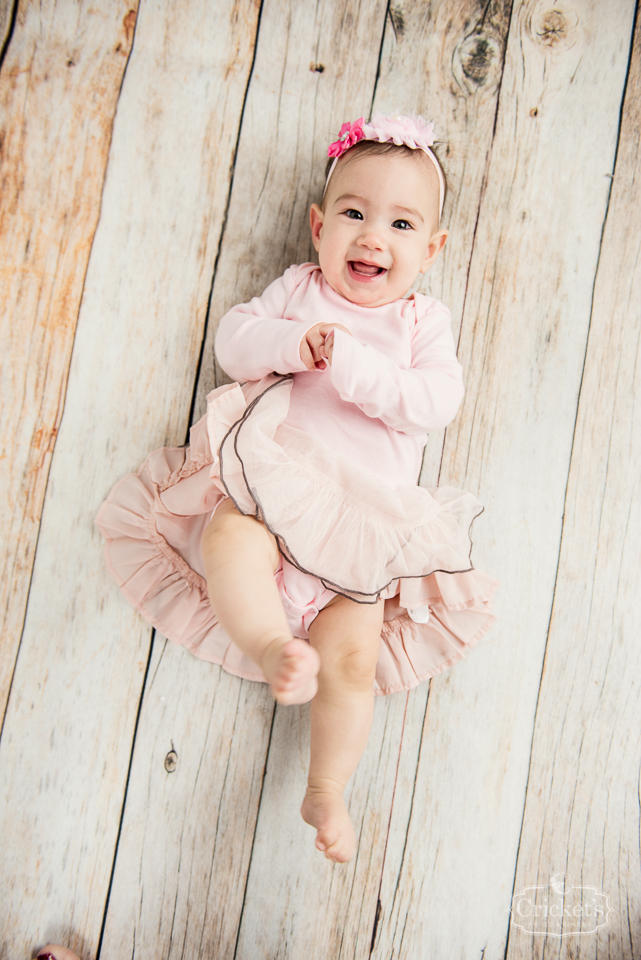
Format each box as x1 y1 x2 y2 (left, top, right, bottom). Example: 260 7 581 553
95 375 498 696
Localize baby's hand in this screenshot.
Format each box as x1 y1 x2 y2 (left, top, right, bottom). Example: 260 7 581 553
300 323 351 371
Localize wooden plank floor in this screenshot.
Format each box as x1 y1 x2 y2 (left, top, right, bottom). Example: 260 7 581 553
1 1 639 958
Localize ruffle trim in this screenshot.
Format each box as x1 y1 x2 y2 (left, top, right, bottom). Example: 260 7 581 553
95 377 499 696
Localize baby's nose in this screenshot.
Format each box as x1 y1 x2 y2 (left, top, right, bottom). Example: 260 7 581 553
357 229 386 251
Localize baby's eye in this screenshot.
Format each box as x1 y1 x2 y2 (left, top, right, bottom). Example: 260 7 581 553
343 208 363 220
392 219 413 230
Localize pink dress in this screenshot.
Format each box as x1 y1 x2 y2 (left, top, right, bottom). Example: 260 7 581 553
95 264 498 696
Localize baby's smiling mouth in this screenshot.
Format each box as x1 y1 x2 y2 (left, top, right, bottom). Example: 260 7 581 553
348 260 386 279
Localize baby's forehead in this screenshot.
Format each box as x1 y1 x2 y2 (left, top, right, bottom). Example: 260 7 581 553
327 149 441 216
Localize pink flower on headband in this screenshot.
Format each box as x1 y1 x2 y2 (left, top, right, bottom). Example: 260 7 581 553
327 117 365 158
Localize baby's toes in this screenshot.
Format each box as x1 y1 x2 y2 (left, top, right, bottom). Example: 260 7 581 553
272 639 320 704
316 820 341 854
322 827 354 863
281 640 317 680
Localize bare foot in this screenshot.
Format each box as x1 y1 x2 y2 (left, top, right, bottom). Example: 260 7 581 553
301 782 356 862
261 638 321 705
37 947 82 960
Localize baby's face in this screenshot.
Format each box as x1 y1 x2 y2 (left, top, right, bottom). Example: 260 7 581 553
310 151 447 308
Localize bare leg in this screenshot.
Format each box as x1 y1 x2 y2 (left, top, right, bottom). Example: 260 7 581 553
301 595 384 862
201 500 320 704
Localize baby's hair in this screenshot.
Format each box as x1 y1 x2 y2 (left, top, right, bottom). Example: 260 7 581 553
321 139 448 214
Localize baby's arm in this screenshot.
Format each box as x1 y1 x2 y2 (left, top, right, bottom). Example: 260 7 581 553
215 267 318 381
329 301 464 435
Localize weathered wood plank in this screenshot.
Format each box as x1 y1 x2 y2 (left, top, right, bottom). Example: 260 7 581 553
375 0 512 357
100 1 390 954
0 0 15 54
401 0 513 488
234 692 417 960
193 0 388 415
373 1 637 957
100 640 275 960
0 0 138 725
0 0 261 955
506 11 641 957
223 4 414 946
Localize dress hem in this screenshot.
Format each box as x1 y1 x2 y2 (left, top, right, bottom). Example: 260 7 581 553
218 375 487 602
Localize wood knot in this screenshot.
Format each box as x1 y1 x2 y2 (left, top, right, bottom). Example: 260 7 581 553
164 750 178 773
454 33 502 92
537 9 567 45
527 6 578 49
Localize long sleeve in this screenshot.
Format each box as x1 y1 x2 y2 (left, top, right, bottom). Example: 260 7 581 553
215 267 315 381
329 301 464 435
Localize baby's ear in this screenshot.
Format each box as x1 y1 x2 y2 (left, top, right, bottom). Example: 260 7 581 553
310 203 324 251
420 229 448 273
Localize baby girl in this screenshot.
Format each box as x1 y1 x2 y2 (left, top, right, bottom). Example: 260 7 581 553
97 114 497 864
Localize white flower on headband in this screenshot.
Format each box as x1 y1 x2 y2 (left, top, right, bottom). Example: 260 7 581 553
362 113 436 152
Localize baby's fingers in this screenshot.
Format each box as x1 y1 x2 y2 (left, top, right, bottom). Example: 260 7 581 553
299 338 316 372
309 336 326 365
322 331 334 352
323 332 335 364
304 329 329 369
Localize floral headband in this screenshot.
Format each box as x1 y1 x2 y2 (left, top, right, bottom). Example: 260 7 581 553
323 113 445 218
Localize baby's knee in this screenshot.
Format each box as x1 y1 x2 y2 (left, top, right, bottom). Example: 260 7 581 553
325 643 379 689
201 501 279 568
202 507 237 554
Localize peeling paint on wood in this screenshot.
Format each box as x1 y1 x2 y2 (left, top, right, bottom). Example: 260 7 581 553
0 0 139 725
0 0 261 954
